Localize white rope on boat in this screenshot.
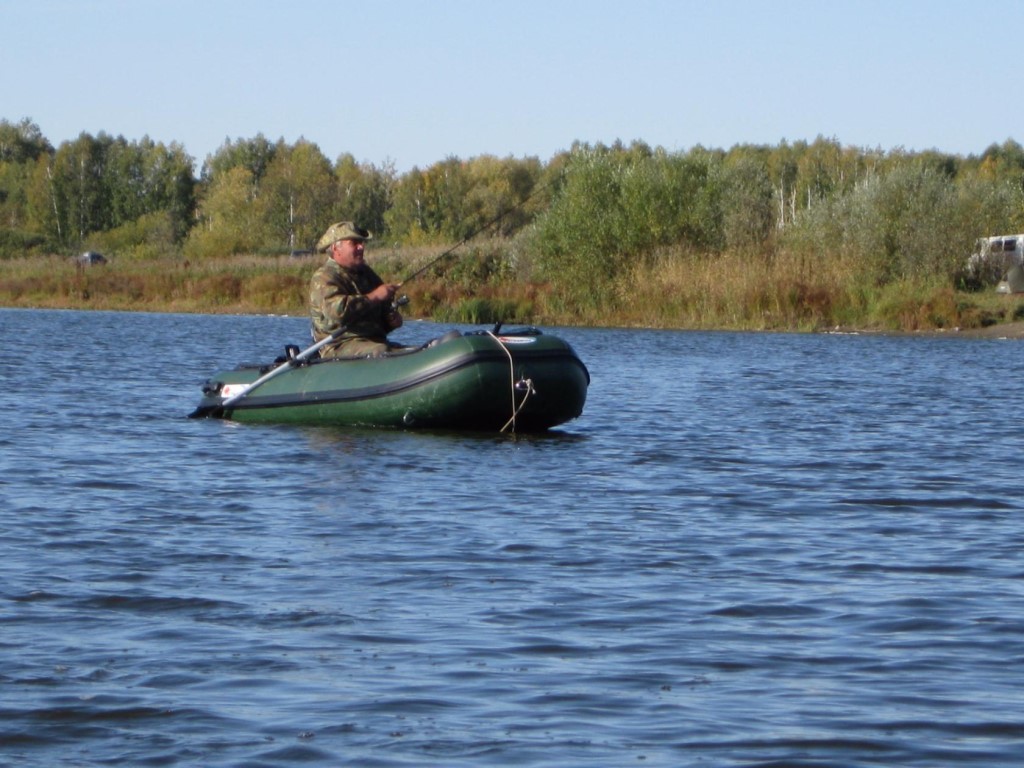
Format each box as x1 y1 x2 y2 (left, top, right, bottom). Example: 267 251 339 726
486 330 535 433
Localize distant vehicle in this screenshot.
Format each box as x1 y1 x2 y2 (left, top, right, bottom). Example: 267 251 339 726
75 251 107 266
967 235 1024 293
289 249 314 259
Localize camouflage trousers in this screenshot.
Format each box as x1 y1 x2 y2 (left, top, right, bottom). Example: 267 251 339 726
321 337 406 359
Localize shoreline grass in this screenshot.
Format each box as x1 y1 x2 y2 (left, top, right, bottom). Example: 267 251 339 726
3 248 1023 334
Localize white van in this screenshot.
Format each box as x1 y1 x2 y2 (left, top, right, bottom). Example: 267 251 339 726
968 234 1024 292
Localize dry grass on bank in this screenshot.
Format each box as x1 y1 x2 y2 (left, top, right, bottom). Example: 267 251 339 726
0 255 311 315
599 246 1024 333
3 248 1024 334
606 247 859 331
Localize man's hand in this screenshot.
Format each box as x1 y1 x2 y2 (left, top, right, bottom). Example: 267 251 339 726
367 283 398 303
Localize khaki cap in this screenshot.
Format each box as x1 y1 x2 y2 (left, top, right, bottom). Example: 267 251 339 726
317 221 373 251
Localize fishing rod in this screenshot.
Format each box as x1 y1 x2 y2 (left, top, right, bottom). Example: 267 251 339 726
395 174 561 288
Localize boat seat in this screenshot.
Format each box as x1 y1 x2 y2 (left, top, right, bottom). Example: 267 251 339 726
424 330 463 348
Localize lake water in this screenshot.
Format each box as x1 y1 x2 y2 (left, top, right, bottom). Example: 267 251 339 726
3 307 1024 767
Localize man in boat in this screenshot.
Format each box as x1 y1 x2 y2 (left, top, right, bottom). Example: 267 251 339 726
309 221 405 358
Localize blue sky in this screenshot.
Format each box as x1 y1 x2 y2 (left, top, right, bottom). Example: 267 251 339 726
3 0 1021 171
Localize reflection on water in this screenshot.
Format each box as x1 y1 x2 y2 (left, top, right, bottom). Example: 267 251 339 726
3 308 1024 766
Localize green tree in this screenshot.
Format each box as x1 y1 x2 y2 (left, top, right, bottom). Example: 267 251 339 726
827 163 963 283
0 117 51 164
461 155 543 238
42 132 115 247
531 145 640 304
976 139 1024 191
201 134 276 186
530 146 626 298
19 131 196 253
650 148 724 250
24 155 60 243
334 154 395 237
185 166 263 258
385 159 470 243
531 144 725 304
384 166 428 242
766 141 799 229
188 134 288 256
106 136 196 241
0 118 53 238
261 139 336 251
422 156 470 239
721 154 775 250
795 136 843 210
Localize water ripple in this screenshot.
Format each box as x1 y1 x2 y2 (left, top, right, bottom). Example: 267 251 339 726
3 311 1024 766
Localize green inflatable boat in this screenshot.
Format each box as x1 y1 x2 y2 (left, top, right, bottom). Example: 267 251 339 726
189 327 589 432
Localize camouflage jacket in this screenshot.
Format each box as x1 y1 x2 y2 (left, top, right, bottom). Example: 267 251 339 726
309 258 394 355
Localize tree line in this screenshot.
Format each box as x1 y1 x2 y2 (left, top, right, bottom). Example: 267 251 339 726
2 116 1024 296
0 117 555 261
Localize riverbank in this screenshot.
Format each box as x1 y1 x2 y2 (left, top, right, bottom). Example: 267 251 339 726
7 299 1024 341
920 321 1024 340
3 253 1024 338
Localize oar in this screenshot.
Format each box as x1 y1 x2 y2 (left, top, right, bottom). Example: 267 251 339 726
191 326 347 418
192 296 411 418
